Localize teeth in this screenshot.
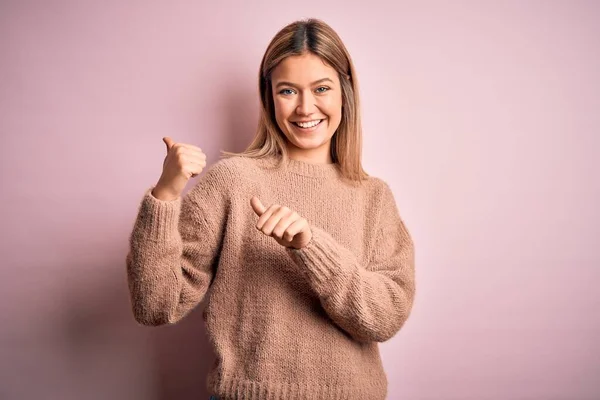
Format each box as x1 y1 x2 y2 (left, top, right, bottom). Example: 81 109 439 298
295 120 321 128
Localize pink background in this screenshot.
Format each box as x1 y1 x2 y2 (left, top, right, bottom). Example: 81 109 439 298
1 1 598 399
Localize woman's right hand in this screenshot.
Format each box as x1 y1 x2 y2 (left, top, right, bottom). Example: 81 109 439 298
152 137 207 201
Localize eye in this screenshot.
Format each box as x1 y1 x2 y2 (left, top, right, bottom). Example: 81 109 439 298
279 88 295 95
316 86 330 93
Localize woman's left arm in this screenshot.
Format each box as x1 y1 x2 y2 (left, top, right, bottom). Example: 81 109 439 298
285 190 416 343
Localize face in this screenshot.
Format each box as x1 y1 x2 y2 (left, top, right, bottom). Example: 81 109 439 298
270 52 343 164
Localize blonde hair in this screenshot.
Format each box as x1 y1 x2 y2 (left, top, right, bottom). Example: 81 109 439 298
222 18 369 182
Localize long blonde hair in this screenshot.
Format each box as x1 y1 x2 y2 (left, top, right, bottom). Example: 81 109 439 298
222 18 368 182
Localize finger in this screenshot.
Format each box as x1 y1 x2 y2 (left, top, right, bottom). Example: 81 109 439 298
163 137 175 152
176 143 204 153
263 207 293 236
283 218 307 242
256 204 280 230
187 160 207 177
181 153 207 165
172 145 206 159
273 211 298 239
251 197 267 217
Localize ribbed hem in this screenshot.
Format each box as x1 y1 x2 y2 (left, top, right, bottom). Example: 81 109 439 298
209 373 387 400
286 226 355 298
137 186 182 242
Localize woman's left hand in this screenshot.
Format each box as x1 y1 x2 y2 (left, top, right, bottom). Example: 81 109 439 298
250 196 313 249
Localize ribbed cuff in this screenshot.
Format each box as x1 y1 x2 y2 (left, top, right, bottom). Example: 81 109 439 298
137 186 182 242
285 226 355 298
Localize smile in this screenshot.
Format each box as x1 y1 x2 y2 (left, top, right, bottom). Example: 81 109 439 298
292 119 325 131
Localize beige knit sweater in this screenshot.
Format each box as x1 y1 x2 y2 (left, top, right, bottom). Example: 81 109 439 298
126 154 416 400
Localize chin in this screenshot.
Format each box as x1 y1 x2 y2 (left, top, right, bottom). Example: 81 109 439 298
290 136 332 150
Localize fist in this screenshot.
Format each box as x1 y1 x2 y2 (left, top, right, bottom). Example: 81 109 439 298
250 197 312 249
153 136 207 200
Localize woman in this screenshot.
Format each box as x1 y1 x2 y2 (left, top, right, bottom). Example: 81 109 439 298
126 18 416 400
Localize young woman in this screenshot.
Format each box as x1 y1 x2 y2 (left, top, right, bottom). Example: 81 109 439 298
126 18 416 400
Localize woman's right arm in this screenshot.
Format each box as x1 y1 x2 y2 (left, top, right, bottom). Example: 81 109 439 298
125 138 231 326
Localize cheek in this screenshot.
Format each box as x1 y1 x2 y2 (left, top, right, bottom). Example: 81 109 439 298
272 99 293 134
321 97 342 118
273 98 294 119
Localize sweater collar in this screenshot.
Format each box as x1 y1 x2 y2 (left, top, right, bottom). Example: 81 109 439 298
258 154 341 179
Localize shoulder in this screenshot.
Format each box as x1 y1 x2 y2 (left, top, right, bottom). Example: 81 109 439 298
182 156 256 215
183 156 240 202
203 155 240 175
193 155 268 194
208 155 267 174
360 175 404 225
197 155 250 184
361 175 395 203
209 154 279 183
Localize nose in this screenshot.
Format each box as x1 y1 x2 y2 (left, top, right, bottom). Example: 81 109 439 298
296 90 317 116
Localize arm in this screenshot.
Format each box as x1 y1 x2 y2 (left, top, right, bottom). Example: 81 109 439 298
285 185 415 343
125 162 231 326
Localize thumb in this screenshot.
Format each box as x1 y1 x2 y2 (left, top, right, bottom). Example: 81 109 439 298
250 196 266 216
163 136 175 152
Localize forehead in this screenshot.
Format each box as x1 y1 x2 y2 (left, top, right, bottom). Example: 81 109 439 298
272 53 338 84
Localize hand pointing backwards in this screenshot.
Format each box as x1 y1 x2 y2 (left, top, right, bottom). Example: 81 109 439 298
250 197 313 249
152 136 207 201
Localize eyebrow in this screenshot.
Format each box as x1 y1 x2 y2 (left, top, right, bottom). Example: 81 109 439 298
275 78 334 88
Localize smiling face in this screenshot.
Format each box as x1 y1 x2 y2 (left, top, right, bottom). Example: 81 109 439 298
270 52 343 164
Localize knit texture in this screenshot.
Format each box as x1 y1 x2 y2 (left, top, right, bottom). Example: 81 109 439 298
126 154 416 400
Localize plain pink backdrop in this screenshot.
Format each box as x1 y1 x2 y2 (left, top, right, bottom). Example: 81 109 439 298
1 1 598 399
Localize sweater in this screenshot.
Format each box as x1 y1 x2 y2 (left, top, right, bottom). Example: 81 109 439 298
125 154 416 400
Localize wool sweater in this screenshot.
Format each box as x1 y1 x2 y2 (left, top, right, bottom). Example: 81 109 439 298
126 154 416 400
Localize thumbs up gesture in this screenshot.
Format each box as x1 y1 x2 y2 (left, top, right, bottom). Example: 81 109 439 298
250 197 313 249
152 136 207 201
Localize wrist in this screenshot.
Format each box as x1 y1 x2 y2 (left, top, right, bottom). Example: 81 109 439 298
151 185 180 201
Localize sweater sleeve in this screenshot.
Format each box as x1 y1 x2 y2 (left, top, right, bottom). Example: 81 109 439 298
125 162 231 326
285 183 416 343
